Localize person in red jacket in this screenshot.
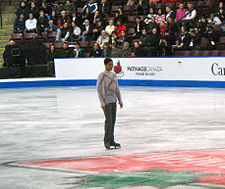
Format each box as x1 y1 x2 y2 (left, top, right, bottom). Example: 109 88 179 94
114 19 126 37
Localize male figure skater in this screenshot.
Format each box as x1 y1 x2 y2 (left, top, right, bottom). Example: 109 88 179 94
97 58 123 149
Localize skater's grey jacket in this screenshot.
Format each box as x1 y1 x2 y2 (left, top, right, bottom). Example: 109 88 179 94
97 71 122 107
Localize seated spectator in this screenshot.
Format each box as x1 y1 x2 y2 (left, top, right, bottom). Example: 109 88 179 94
176 26 191 50
37 11 49 34
137 0 149 15
57 10 71 30
82 0 98 17
73 42 84 57
102 42 111 57
105 19 115 35
111 42 120 57
165 17 178 45
175 3 187 23
81 19 94 41
146 16 160 34
119 41 132 57
114 7 127 25
190 27 202 49
63 0 76 16
160 21 167 37
132 16 145 39
127 0 136 7
214 2 225 25
3 39 23 67
146 27 161 56
117 30 131 47
51 1 63 16
114 19 127 37
93 10 103 25
181 2 197 29
39 2 52 16
97 30 110 49
14 13 25 33
56 22 70 42
58 42 73 58
25 13 37 33
45 44 57 76
16 1 30 19
82 7 94 23
109 31 120 46
144 7 156 25
139 28 150 56
156 8 165 24
165 6 176 21
92 20 105 40
49 10 58 32
90 42 102 57
149 0 157 6
30 2 39 19
132 41 143 57
68 21 81 42
98 0 111 18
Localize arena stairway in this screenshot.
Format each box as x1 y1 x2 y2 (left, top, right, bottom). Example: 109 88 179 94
0 0 20 67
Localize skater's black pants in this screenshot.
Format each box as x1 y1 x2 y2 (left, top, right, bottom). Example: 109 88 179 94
103 102 117 145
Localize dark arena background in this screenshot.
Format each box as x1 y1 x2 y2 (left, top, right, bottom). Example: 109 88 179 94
1 0 225 188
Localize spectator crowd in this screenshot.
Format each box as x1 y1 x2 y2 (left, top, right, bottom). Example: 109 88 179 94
3 0 225 70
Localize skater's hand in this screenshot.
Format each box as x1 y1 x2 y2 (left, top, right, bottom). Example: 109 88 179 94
120 103 123 109
102 105 106 111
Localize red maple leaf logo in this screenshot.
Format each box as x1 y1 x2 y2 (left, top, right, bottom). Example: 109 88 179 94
114 61 122 74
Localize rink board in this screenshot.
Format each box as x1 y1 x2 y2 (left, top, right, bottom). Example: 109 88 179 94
1 57 225 88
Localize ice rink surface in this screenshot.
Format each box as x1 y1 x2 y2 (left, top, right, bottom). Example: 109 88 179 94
1 86 225 189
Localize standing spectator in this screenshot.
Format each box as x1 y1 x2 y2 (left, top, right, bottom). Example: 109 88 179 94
165 17 178 45
105 19 115 35
37 11 49 34
81 19 94 41
97 30 110 49
68 21 81 41
25 13 37 33
82 0 98 16
73 42 84 57
119 42 132 57
190 27 202 49
48 10 58 32
114 19 127 37
58 42 73 58
90 42 102 57
159 38 172 56
146 16 160 34
132 16 145 39
98 0 111 18
147 27 161 56
16 1 30 19
139 28 150 56
30 2 39 19
63 0 76 16
102 42 111 57
165 6 176 21
14 13 25 33
45 44 57 76
56 22 70 42
175 3 187 23
111 43 120 57
156 8 165 24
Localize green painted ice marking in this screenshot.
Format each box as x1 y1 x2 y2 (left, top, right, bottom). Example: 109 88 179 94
78 169 201 188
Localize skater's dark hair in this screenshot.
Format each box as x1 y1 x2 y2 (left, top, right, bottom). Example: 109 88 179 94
104 58 113 65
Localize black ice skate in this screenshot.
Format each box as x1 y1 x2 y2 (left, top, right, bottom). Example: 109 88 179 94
110 141 121 149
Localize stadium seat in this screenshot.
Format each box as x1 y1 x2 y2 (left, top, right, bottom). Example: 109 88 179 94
23 33 35 43
11 33 23 43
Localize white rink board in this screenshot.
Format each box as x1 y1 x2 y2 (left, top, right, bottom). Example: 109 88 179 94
55 57 225 81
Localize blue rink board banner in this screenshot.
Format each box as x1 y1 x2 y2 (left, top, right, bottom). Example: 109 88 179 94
1 57 225 88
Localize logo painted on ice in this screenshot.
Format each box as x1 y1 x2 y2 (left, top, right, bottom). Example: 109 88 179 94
114 60 124 79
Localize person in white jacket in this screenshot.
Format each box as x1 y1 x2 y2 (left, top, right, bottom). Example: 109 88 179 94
96 30 109 49
25 13 37 32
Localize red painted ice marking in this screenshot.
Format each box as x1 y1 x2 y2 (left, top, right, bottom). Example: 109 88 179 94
18 149 225 185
